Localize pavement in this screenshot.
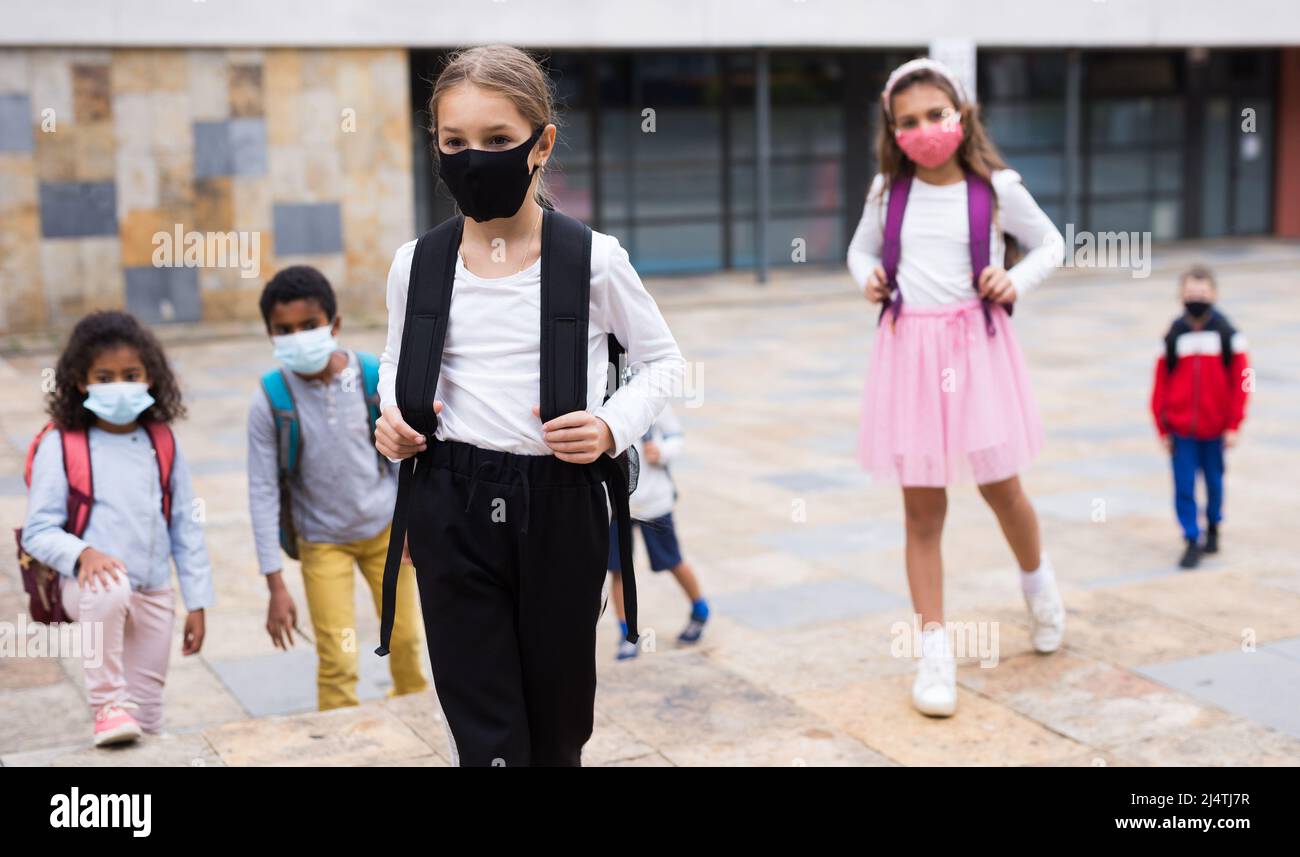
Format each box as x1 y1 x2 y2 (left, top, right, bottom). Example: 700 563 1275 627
2 238 1299 766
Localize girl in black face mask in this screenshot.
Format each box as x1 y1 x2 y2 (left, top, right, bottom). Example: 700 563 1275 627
372 45 686 767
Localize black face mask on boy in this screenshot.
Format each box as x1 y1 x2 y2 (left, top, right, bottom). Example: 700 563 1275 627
1184 300 1213 320
437 128 543 222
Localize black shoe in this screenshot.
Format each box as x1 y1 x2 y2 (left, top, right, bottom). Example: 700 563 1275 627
1203 526 1219 554
1179 539 1201 570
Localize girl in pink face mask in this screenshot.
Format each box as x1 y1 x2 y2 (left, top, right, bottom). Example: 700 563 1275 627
846 59 1068 720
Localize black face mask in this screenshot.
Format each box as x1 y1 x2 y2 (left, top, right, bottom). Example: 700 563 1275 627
1184 300 1213 319
437 129 542 222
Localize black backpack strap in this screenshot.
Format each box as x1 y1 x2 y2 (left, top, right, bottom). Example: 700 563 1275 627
376 216 462 657
539 211 640 645
1208 311 1236 370
539 209 592 422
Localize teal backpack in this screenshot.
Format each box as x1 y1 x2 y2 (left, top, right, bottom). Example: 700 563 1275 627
260 350 385 560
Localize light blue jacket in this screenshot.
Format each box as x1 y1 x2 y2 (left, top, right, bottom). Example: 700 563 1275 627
20 425 215 612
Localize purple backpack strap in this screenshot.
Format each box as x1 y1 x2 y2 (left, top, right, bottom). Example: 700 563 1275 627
879 174 912 327
965 171 1003 335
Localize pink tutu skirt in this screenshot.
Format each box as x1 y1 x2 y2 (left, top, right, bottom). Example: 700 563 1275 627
857 298 1042 487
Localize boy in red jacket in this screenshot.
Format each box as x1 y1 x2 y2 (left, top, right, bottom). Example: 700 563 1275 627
1150 265 1250 569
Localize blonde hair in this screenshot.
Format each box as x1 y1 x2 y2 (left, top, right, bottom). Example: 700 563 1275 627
428 44 557 209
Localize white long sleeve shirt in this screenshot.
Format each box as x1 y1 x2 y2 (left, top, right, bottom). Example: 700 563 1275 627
847 169 1064 304
380 228 685 457
628 403 683 521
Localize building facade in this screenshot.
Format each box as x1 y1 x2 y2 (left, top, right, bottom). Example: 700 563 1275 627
1 0 1297 337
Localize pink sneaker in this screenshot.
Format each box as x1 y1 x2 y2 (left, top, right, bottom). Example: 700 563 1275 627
93 702 143 747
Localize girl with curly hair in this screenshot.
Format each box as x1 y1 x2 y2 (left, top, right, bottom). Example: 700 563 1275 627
21 310 214 747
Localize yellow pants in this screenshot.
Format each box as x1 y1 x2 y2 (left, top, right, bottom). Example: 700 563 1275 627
297 524 428 710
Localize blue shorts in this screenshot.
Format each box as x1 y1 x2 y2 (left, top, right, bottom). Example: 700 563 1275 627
608 512 682 573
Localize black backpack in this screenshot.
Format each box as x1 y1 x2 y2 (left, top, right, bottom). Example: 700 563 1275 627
376 210 641 656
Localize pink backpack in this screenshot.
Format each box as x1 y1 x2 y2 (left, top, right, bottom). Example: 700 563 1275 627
15 421 176 624
879 170 1009 335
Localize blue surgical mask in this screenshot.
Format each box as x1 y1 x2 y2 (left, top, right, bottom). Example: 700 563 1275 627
84 382 155 426
272 325 338 375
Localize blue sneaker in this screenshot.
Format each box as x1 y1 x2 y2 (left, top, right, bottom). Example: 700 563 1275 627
677 615 707 645
677 600 709 645
616 638 639 661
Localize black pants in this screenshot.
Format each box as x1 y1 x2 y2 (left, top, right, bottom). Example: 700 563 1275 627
406 439 610 767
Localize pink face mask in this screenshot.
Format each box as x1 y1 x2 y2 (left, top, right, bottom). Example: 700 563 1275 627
894 120 964 169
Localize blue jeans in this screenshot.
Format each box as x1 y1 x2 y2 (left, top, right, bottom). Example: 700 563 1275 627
1170 435 1224 541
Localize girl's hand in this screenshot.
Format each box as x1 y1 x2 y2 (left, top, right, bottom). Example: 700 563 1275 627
76 547 125 593
375 404 435 460
642 440 661 465
978 266 1017 304
1225 430 1239 449
533 405 614 464
864 266 890 303
182 609 205 656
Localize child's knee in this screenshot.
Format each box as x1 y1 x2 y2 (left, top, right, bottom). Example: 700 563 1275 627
977 477 1023 511
80 573 132 614
905 506 946 540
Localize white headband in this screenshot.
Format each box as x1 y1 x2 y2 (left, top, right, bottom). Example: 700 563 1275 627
881 58 970 119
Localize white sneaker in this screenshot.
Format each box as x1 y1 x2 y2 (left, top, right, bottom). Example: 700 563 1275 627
911 653 957 717
1024 574 1066 653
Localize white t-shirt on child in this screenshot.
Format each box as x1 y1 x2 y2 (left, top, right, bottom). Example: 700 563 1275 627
846 169 1065 306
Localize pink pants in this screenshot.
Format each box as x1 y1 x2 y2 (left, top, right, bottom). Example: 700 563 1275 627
61 574 175 733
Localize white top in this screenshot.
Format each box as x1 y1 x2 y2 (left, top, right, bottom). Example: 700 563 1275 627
846 169 1065 305
629 402 683 521
380 229 685 457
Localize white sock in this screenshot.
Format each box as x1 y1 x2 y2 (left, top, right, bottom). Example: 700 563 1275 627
1020 553 1054 595
920 626 949 659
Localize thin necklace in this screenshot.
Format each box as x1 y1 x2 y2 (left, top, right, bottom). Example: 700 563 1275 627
516 206 542 274
460 207 543 276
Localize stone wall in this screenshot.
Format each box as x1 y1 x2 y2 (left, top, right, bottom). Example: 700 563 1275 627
0 48 414 339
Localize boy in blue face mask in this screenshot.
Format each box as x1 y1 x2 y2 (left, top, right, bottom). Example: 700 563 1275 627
247 266 428 710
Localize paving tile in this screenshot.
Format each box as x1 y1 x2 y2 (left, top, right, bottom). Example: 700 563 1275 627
795 674 1086 766
0 681 93 755
1135 648 1300 740
203 704 430 766
1033 487 1168 522
712 578 907 631
1103 716 1300 766
596 649 844 761
1025 589 1232 668
1046 452 1169 480
1108 570 1300 642
1265 636 1300 663
755 518 904 558
960 650 1228 749
760 468 869 493
1 730 224 767
206 641 397 718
